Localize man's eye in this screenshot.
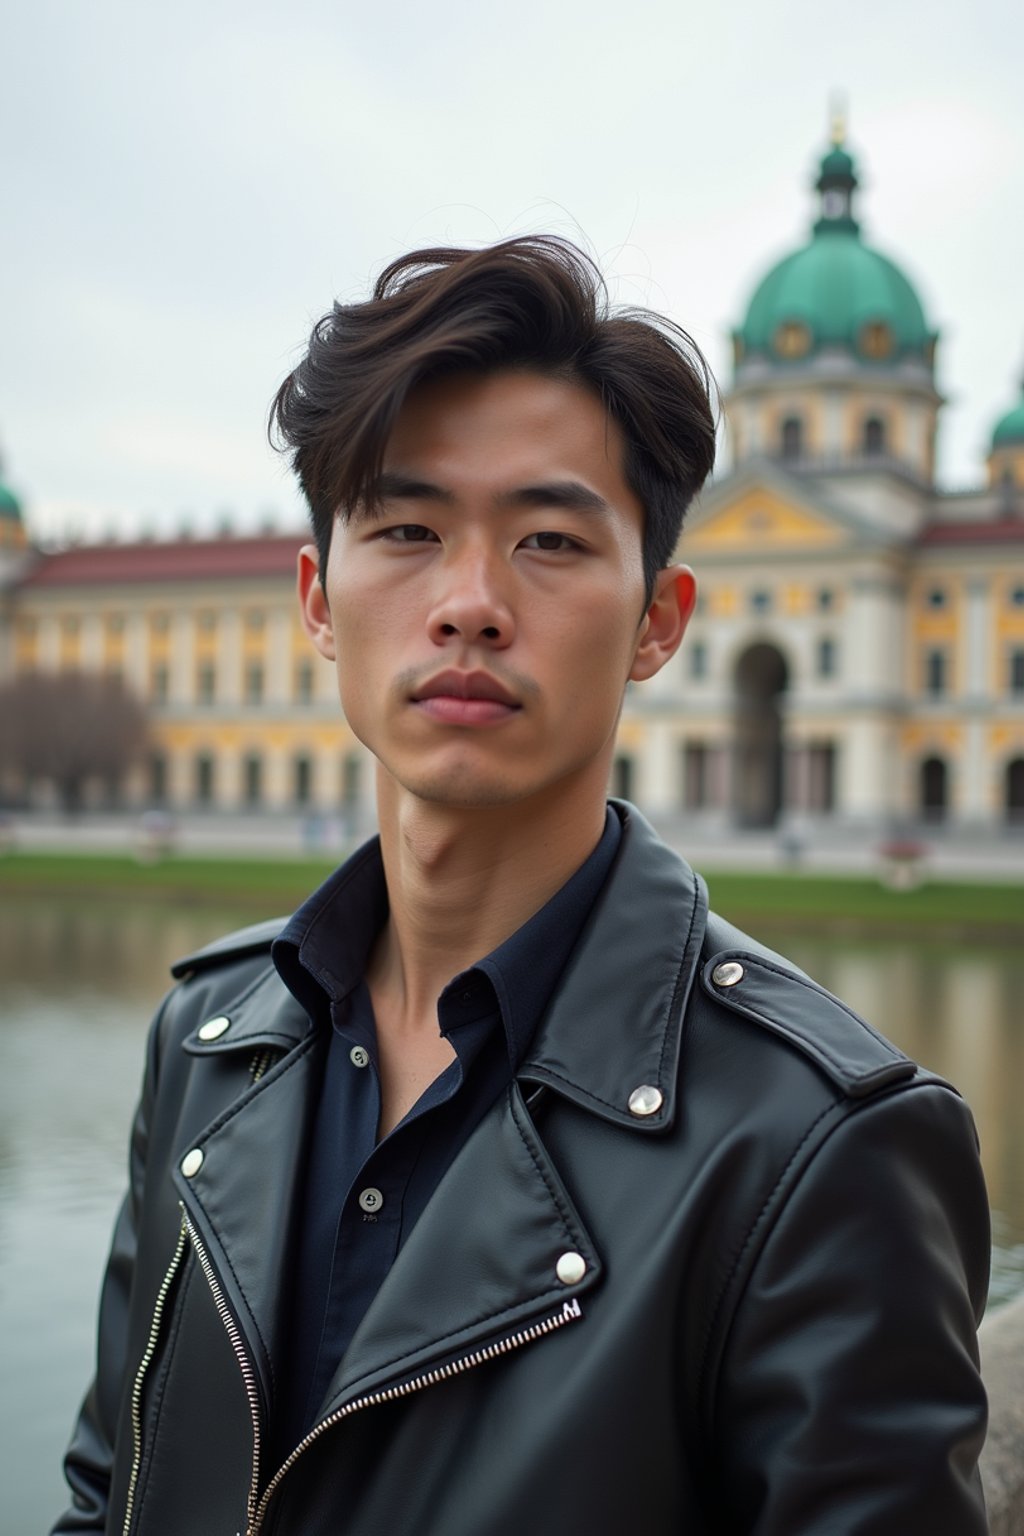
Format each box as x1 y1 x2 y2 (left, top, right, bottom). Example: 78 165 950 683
384 524 436 543
522 531 576 552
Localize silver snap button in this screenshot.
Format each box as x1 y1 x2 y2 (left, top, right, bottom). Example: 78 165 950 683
358 1187 383 1213
349 1046 370 1069
198 1015 231 1041
181 1147 204 1178
628 1084 663 1118
556 1251 587 1285
712 960 745 988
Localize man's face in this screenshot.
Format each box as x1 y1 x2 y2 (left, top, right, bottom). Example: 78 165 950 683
300 368 694 812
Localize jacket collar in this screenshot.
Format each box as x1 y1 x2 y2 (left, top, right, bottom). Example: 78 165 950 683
518 802 708 1134
182 803 708 1129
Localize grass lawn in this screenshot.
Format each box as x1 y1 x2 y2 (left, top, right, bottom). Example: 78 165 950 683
0 849 1021 940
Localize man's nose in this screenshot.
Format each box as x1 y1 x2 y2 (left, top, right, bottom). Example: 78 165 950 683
426 547 515 648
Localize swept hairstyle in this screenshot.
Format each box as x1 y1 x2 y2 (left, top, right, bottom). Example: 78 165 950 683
269 236 718 601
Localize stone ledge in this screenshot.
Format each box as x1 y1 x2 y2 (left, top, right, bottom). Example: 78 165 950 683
981 1293 1024 1535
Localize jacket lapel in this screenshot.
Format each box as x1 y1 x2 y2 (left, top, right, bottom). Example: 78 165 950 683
173 971 321 1410
315 1079 601 1414
520 804 708 1132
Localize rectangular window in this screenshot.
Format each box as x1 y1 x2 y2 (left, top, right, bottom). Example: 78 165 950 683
683 742 709 809
925 649 947 696
197 663 216 704
750 590 772 615
342 754 362 807
817 637 837 678
151 664 169 704
245 663 264 705
1010 650 1024 696
807 743 836 813
689 640 707 681
196 754 215 804
243 755 262 805
294 756 312 805
295 660 314 704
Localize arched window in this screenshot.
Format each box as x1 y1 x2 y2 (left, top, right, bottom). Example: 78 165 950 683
1007 758 1024 822
863 417 886 456
780 417 803 461
920 756 947 821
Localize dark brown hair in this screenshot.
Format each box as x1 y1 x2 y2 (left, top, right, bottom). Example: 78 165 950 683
269 236 717 599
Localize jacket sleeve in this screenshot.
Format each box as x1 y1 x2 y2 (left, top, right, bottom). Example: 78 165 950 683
712 1079 990 1535
49 991 169 1534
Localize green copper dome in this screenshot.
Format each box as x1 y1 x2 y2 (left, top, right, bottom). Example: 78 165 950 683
0 476 23 520
991 383 1024 448
735 136 935 366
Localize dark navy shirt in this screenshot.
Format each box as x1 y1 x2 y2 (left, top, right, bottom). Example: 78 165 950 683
271 807 621 1450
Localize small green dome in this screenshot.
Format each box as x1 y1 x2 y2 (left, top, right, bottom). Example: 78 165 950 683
0 478 22 520
735 137 935 366
992 385 1024 449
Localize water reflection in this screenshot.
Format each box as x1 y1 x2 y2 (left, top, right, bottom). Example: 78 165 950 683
1 896 1021 1527
783 934 1024 1266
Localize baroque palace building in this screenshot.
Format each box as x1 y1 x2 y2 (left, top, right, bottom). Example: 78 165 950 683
1 126 1024 830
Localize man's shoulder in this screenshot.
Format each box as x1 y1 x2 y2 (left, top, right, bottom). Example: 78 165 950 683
698 905 918 1101
169 916 290 979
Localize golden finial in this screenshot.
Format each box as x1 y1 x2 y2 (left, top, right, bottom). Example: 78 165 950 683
829 93 847 147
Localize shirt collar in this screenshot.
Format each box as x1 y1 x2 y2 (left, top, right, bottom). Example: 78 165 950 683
272 806 622 1067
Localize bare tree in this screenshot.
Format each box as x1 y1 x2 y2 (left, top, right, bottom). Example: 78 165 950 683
0 670 150 811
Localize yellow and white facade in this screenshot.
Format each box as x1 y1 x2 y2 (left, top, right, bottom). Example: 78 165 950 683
1 127 1023 830
614 129 1024 830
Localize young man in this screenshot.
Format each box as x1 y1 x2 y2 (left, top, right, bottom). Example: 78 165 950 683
54 238 989 1534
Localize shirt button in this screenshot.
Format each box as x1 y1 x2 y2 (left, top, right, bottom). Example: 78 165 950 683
358 1187 384 1213
349 1046 370 1069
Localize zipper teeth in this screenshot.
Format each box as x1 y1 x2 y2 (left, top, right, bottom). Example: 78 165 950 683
181 1206 263 1534
250 1049 276 1083
122 1215 189 1536
250 1298 583 1535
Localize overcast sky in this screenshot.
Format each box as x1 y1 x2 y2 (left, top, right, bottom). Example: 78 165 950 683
3 0 1022 543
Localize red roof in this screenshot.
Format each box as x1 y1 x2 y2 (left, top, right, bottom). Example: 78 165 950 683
916 518 1024 547
17 533 309 588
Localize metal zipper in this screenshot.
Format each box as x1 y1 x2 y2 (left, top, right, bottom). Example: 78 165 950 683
181 1205 264 1536
121 1214 189 1536
249 1048 277 1083
248 1295 584 1536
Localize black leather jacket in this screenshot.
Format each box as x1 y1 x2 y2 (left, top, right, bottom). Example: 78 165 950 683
54 807 989 1535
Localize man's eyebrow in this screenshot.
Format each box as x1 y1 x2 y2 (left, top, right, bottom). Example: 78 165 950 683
495 481 613 515
372 472 455 504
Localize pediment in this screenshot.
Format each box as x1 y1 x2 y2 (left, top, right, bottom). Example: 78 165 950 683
678 461 884 558
682 482 849 554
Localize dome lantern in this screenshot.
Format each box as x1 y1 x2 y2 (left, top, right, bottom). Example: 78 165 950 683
814 113 859 235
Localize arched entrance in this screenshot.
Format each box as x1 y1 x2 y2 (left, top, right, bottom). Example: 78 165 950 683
733 643 788 827
920 756 947 821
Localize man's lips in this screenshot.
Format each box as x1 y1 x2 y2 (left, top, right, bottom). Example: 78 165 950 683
410 670 522 725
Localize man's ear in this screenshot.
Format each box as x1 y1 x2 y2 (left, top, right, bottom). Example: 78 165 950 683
297 544 336 661
629 565 697 683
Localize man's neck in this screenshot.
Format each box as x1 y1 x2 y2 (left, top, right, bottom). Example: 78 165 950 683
367 775 608 1031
